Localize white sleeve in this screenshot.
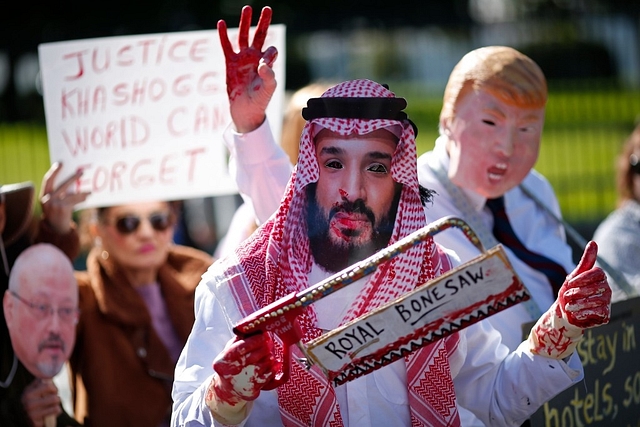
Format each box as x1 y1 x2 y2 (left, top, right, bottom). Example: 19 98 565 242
224 119 293 224
452 322 583 426
171 275 249 427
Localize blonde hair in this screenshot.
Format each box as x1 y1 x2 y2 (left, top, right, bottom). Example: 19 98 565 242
280 81 335 164
440 46 547 129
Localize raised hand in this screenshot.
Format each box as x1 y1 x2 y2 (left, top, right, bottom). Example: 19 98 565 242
40 162 90 234
218 5 278 133
205 333 277 424
528 241 611 359
21 379 62 427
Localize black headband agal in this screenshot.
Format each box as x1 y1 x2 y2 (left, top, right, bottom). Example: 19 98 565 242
301 97 418 136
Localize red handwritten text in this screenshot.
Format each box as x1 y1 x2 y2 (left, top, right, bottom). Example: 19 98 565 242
61 72 222 119
61 115 150 156
75 147 207 194
62 37 211 81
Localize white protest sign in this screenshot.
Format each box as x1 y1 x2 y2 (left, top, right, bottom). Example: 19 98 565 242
38 25 286 209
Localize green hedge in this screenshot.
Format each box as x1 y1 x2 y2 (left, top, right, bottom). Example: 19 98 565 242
2 85 640 225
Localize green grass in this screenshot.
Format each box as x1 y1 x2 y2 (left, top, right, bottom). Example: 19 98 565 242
2 84 640 226
0 123 51 197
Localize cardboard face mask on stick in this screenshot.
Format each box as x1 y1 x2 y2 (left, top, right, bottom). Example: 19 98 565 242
3 243 79 426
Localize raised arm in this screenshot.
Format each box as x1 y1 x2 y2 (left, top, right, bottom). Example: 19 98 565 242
218 5 291 224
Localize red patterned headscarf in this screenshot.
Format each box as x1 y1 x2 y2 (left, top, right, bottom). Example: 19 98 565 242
231 79 461 426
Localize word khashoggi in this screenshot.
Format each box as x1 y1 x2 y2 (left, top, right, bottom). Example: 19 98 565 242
60 72 224 119
73 146 207 194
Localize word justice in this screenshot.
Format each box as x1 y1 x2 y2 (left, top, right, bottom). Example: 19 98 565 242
62 37 212 81
62 106 228 157
60 72 223 119
73 146 206 194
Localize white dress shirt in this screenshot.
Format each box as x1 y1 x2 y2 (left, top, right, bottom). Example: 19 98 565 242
223 121 293 226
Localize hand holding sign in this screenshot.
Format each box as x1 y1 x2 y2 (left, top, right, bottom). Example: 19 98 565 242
528 241 612 359
40 162 90 234
20 379 62 427
218 5 278 133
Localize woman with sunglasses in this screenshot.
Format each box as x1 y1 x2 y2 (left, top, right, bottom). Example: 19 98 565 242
593 123 640 302
69 201 213 427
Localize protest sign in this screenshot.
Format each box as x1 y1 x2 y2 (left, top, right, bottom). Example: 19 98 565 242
526 297 640 427
305 245 529 386
38 25 286 208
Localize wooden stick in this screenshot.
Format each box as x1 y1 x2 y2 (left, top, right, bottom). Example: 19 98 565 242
44 414 56 427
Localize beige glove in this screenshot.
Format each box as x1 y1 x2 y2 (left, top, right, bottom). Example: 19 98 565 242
528 241 611 359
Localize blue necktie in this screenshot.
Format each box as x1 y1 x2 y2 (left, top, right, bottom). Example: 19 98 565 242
485 196 567 297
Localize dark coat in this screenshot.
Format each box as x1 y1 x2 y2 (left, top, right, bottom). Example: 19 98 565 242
70 245 212 427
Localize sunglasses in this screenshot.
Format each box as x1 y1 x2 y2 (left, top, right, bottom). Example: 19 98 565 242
631 154 640 175
111 212 173 235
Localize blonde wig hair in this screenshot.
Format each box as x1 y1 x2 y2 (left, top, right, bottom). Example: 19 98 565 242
440 46 547 130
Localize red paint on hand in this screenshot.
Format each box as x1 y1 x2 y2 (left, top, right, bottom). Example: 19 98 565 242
559 241 611 328
529 241 612 359
217 5 278 133
211 334 276 405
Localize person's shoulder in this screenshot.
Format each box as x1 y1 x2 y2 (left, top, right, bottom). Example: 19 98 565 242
169 244 214 268
592 212 618 240
523 168 552 187
595 201 640 236
417 149 435 162
74 270 98 309
416 149 437 170
520 169 558 199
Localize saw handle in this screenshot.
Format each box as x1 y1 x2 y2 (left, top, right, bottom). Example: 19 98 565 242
233 292 305 390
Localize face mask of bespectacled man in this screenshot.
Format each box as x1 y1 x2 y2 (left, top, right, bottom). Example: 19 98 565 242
3 244 78 379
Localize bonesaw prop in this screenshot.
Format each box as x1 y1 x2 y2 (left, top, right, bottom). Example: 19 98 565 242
233 216 530 389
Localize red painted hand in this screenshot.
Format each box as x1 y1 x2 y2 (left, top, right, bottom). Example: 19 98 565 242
205 334 277 424
217 5 278 133
211 333 277 404
557 240 611 328
528 241 612 359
